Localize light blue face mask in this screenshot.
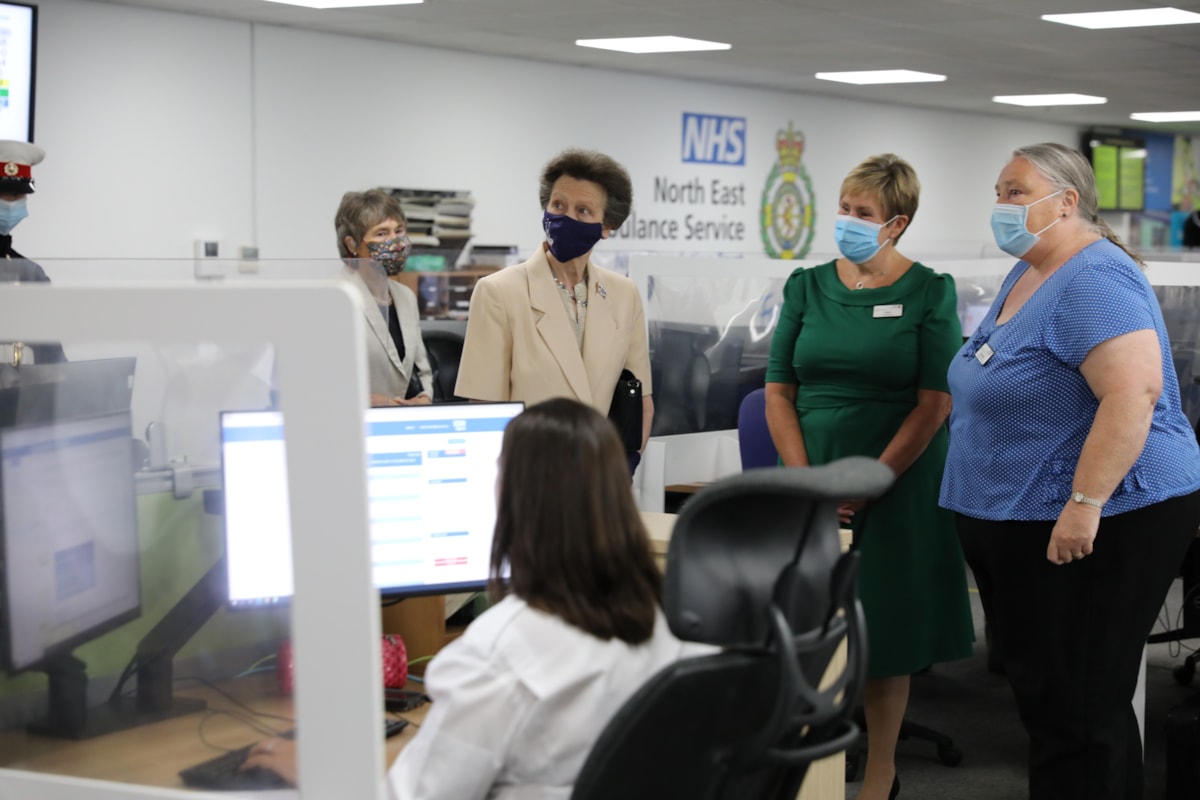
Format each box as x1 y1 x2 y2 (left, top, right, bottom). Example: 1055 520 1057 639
834 214 897 265
990 189 1065 258
0 197 28 235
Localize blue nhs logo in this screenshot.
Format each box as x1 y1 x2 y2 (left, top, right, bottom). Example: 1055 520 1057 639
681 113 746 165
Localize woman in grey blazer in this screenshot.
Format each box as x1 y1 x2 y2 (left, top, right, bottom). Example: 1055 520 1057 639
335 189 432 406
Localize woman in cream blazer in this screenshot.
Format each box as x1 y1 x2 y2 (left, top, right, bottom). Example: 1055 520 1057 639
335 189 432 406
456 149 653 446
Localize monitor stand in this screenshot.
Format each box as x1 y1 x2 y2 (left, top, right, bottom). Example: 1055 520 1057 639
28 653 205 740
27 555 226 740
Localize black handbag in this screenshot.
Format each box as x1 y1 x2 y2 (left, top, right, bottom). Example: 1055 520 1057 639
608 369 643 452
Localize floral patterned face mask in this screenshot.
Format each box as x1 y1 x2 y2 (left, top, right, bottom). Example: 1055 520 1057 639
367 234 412 275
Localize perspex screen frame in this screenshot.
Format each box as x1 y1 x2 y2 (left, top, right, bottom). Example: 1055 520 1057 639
0 281 387 800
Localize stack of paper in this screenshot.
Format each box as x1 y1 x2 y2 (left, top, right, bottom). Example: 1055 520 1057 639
385 187 475 251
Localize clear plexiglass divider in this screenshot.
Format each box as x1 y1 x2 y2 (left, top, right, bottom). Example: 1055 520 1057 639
0 276 386 800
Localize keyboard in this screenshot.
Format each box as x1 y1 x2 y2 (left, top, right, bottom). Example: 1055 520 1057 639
178 718 409 790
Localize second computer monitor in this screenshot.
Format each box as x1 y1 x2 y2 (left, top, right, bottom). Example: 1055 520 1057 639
219 402 523 607
0 412 141 674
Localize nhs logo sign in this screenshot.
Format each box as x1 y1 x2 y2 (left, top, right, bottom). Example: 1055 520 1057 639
681 113 746 166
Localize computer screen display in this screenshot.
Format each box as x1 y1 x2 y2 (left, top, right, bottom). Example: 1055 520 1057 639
0 412 141 673
219 402 523 608
0 2 36 142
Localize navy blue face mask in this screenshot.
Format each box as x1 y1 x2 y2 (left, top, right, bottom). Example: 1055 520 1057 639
543 211 604 263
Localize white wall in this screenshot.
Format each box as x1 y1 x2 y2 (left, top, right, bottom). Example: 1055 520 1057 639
31 0 254 259
17 0 1078 264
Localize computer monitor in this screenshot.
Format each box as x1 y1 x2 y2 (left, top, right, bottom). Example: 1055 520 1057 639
0 2 37 142
0 412 143 737
0 356 137 428
219 401 523 607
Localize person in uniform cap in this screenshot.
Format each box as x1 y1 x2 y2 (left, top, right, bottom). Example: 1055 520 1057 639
0 139 64 365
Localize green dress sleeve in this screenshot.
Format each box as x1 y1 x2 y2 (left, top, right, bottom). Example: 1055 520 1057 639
917 270 961 393
766 267 808 385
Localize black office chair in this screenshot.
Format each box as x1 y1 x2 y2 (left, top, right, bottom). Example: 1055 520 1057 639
1145 417 1200 685
650 328 713 435
845 707 963 780
420 329 465 403
571 457 894 800
730 385 964 776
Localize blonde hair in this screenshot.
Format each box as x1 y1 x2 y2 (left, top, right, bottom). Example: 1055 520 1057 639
840 153 920 241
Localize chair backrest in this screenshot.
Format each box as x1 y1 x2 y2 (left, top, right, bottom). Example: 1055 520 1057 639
652 329 713 435
572 457 894 800
420 329 465 403
737 386 778 469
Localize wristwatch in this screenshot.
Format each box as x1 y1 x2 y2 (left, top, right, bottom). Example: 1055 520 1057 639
1071 491 1103 510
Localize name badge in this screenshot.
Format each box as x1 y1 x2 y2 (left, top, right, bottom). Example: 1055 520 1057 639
976 343 994 365
872 304 903 318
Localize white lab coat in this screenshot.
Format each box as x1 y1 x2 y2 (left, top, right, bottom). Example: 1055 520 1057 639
388 595 709 800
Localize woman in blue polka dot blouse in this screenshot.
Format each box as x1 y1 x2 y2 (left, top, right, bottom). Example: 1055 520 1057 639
940 142 1200 800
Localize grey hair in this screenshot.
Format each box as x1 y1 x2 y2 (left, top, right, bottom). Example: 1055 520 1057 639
1012 142 1145 268
334 189 406 260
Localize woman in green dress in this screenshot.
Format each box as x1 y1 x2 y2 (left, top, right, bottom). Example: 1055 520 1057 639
764 154 974 800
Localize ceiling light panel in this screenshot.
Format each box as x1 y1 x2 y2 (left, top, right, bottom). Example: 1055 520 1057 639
1042 7 1200 29
992 93 1107 107
263 0 423 8
814 69 946 85
1130 111 1200 122
575 36 730 54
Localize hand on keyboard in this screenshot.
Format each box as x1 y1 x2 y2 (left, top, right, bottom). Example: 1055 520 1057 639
179 718 409 790
241 737 299 787
177 728 297 790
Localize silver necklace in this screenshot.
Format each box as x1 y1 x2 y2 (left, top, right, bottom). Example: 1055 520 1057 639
552 270 588 307
853 268 886 289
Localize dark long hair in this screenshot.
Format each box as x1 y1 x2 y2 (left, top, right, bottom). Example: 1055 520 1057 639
490 398 661 644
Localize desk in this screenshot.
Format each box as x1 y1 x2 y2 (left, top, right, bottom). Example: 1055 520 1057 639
381 594 461 676
0 673 421 789
642 511 851 800
665 482 710 495
643 511 853 567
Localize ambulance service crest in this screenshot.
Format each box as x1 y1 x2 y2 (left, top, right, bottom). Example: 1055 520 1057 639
760 123 816 259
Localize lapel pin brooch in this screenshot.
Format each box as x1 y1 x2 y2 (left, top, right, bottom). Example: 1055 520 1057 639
596 283 607 300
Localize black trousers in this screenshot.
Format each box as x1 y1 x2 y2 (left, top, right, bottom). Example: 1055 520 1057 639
957 490 1200 800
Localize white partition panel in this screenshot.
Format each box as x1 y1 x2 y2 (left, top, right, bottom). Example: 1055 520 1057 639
0 282 384 800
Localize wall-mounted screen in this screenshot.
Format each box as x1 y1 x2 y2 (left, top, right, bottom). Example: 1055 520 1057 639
0 2 35 142
1083 130 1146 213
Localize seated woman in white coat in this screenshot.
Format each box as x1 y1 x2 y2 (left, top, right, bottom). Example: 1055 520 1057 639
242 398 705 798
335 189 432 406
